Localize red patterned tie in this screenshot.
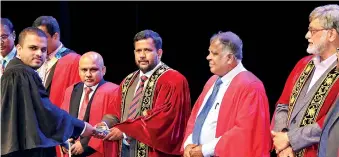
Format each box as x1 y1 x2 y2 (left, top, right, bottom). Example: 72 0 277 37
78 87 92 120
128 75 148 119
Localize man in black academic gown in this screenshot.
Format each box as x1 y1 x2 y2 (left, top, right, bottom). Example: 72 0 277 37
1 27 96 157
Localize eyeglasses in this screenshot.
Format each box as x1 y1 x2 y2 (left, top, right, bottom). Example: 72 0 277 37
0 34 10 41
308 27 330 36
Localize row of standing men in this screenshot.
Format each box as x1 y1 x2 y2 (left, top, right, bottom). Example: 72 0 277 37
1 3 339 157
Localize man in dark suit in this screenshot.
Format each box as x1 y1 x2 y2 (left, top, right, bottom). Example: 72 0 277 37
318 93 339 157
60 51 119 157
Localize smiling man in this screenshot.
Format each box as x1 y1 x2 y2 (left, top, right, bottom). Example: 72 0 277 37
271 4 339 157
1 27 96 157
94 29 191 157
182 31 271 157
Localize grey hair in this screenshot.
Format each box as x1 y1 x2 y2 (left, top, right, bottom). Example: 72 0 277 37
309 4 339 33
210 31 243 60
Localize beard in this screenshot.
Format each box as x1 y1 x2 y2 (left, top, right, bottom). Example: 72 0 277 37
307 31 328 55
137 61 157 73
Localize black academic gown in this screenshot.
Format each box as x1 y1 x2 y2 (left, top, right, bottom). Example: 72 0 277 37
1 58 85 157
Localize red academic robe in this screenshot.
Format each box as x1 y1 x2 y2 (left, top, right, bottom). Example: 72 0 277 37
273 55 339 157
183 71 271 157
50 52 81 108
105 69 191 157
60 82 119 157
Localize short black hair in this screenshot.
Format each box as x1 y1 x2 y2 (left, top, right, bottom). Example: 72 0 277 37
32 16 60 36
134 29 162 50
1 18 14 33
18 27 47 46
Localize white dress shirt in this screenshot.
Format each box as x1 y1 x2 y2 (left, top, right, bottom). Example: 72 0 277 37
77 83 99 137
184 61 247 157
78 83 99 115
67 83 99 139
307 53 337 93
122 61 163 145
37 43 63 86
0 46 16 78
134 61 163 95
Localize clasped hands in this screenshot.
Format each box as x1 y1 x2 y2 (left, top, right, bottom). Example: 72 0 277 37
271 131 295 157
184 144 203 157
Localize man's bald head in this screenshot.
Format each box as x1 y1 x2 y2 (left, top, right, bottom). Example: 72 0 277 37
80 51 104 67
79 51 106 87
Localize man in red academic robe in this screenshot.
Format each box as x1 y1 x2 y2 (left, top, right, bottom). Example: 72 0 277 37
60 52 119 157
271 4 339 157
94 29 191 157
33 16 81 108
183 31 271 157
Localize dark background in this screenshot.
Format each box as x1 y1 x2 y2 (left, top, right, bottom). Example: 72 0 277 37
1 1 334 145
2 1 333 115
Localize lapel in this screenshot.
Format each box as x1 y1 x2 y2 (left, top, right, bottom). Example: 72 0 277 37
44 46 72 90
44 61 58 92
290 61 337 120
83 79 106 122
289 70 314 120
328 97 339 131
69 82 84 117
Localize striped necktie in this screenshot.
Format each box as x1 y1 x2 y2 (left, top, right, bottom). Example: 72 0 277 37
128 75 148 119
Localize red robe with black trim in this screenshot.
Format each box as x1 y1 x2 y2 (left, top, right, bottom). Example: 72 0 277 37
50 52 81 108
272 55 339 157
183 71 271 157
60 82 119 157
105 69 191 157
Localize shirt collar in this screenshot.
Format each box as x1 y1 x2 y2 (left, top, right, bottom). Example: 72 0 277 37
83 82 99 92
1 46 16 62
312 53 337 68
48 43 63 59
139 61 163 78
219 61 246 85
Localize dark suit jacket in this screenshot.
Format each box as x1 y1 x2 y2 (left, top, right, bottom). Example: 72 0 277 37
68 79 106 157
319 97 339 157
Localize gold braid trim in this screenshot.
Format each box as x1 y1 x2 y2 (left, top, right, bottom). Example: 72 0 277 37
119 72 139 157
295 68 339 157
136 64 170 157
287 61 315 122
118 64 171 157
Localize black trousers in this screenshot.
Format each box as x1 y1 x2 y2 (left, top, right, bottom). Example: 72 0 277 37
2 147 56 157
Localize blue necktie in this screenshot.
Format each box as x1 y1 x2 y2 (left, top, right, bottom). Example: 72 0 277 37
318 102 339 157
192 77 223 144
